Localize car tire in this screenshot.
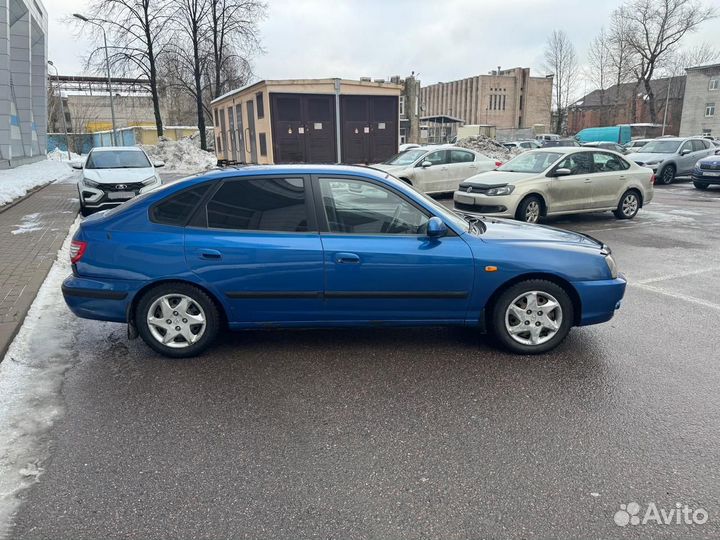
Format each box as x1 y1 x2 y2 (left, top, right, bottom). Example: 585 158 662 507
613 190 640 219
693 181 709 190
135 282 220 358
658 164 676 185
515 195 543 224
490 279 574 355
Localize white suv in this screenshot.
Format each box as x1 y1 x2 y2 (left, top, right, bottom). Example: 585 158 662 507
73 146 164 216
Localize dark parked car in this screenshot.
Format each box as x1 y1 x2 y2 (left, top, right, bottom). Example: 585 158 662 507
582 141 628 154
692 153 720 190
62 165 626 358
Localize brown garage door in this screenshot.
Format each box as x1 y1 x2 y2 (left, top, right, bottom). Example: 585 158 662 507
270 94 337 163
341 96 398 164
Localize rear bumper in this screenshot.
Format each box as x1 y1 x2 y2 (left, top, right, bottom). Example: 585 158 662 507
62 275 142 323
574 274 627 326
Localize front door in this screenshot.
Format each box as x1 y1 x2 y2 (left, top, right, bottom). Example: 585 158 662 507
184 175 324 323
547 152 595 213
314 175 474 322
415 149 450 193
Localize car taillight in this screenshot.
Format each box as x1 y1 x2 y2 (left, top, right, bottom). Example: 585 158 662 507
495 161 503 168
70 240 87 264
650 174 656 185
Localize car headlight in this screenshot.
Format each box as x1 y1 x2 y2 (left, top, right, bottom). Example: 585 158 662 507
486 185 515 196
604 254 618 279
82 178 100 188
141 176 159 186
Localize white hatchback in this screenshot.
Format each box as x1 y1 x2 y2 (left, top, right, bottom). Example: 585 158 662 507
73 146 164 216
372 146 501 194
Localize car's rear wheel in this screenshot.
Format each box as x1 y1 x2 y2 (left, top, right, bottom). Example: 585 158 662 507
136 283 219 358
658 164 675 185
515 195 543 224
613 190 640 219
693 181 709 190
490 280 574 354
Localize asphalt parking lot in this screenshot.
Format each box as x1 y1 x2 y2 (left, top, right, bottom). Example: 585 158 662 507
8 181 720 539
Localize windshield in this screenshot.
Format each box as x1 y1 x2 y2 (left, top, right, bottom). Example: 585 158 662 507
86 150 152 169
383 149 427 166
639 140 681 154
498 151 563 173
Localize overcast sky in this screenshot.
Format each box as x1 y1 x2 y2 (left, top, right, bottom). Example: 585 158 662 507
49 0 718 92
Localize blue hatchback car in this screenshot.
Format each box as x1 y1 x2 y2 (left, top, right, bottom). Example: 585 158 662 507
62 165 626 358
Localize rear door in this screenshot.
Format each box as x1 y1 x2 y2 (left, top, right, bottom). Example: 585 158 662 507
547 152 595 213
313 175 474 322
590 151 631 208
446 149 479 190
184 175 325 323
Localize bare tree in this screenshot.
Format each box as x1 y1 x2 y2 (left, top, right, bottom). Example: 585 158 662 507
543 30 579 134
616 0 716 123
587 27 612 114
208 0 266 99
82 0 173 137
608 8 637 101
169 0 212 150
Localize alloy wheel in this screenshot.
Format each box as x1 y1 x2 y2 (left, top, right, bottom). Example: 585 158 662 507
147 294 207 349
621 193 638 217
505 291 563 346
524 201 540 223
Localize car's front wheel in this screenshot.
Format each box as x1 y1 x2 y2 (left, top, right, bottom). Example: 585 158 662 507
490 280 574 354
613 190 640 219
136 283 219 358
515 195 543 224
658 164 675 185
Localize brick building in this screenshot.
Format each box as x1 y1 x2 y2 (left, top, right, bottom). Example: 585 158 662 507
419 67 553 131
567 76 685 136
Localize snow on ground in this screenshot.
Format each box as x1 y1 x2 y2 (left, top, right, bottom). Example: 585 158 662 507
10 213 42 235
47 148 82 163
0 159 75 207
141 137 217 173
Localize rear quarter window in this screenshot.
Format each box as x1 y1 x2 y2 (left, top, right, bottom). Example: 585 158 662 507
150 184 212 226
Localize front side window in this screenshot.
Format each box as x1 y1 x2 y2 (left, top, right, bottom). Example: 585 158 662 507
691 140 706 152
205 178 308 232
319 178 429 235
85 150 151 169
421 150 448 166
640 140 681 154
555 152 594 175
680 141 693 154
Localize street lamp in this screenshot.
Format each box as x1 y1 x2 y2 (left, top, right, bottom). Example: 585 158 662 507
48 61 71 160
73 13 119 146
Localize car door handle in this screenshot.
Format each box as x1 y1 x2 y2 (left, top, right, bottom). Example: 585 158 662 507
199 249 222 260
334 252 360 264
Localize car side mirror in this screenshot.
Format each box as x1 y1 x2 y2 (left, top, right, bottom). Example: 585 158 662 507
71 161 84 170
681 149 691 156
554 168 572 177
153 160 165 168
426 216 447 238
421 160 433 168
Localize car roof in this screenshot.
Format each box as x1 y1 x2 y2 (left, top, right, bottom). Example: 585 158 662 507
202 164 394 180
90 146 145 152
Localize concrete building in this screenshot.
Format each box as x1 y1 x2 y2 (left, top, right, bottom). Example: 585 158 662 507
679 64 720 137
419 68 553 133
0 0 47 168
211 78 402 165
568 76 685 136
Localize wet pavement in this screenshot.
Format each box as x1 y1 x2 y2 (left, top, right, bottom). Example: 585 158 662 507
7 181 720 539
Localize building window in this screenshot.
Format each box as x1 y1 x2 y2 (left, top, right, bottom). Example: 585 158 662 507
706 103 716 117
217 137 222 153
256 92 265 119
214 108 220 126
259 133 267 156
710 78 719 91
399 96 406 118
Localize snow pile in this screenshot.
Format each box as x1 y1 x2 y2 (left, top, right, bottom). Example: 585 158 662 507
456 135 522 162
47 148 82 162
141 137 217 173
0 159 75 207
11 213 43 235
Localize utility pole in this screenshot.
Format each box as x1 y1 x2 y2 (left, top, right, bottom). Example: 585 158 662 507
48 61 70 160
73 13 119 146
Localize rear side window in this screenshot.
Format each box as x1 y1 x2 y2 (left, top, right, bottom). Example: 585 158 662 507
151 184 211 226
450 150 475 163
205 178 309 232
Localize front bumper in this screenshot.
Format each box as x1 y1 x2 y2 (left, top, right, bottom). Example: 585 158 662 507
78 179 161 209
453 191 518 217
573 274 627 326
692 170 720 184
62 275 143 323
